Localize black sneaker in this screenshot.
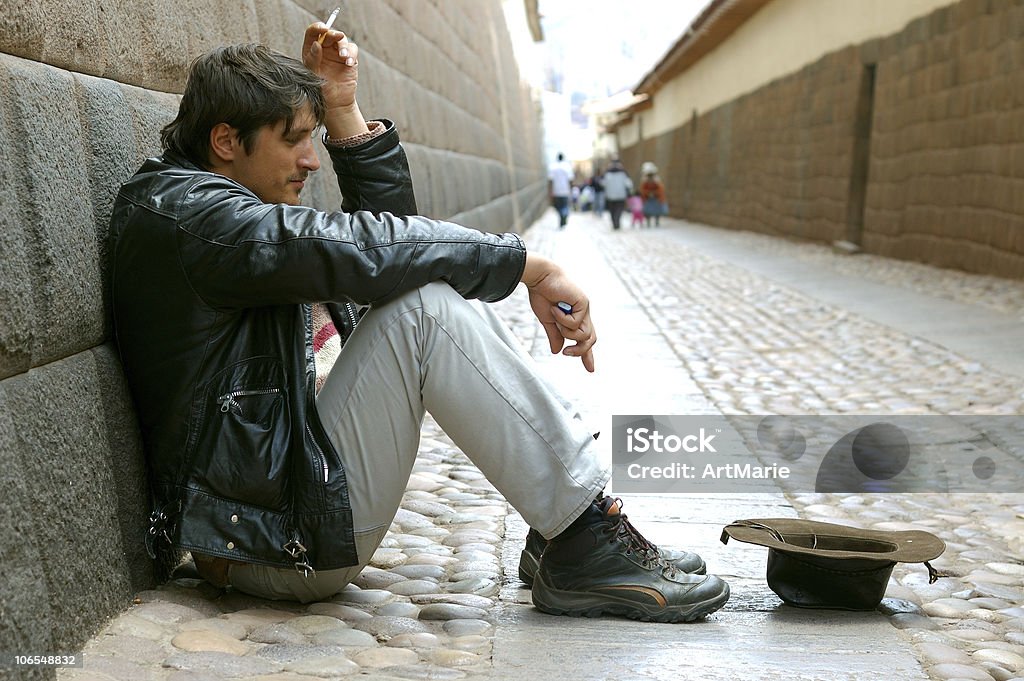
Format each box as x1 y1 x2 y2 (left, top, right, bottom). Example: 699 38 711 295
519 521 707 587
518 527 551 585
531 498 730 622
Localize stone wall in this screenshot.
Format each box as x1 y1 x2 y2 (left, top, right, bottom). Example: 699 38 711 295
865 0 1024 276
620 0 1024 279
0 0 544 672
623 47 862 245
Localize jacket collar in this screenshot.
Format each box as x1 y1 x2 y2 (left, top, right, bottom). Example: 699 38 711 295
160 149 205 172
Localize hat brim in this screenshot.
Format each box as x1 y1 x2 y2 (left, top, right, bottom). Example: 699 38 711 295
721 518 944 563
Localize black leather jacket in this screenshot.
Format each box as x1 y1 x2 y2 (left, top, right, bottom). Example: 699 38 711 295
109 121 526 572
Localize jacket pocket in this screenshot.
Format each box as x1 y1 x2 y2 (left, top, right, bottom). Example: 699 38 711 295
192 357 291 509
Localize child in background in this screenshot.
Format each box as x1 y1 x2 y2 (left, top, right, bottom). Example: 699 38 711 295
627 192 644 228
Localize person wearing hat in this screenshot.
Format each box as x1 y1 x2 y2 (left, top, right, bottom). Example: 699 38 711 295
640 167 667 227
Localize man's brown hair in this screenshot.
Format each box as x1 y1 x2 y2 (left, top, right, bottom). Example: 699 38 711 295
161 44 326 168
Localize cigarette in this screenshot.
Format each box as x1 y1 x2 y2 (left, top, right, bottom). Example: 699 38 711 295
317 7 341 45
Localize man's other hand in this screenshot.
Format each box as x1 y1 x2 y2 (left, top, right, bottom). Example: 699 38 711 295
521 254 597 373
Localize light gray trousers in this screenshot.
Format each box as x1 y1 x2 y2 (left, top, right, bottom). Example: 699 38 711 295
228 282 609 602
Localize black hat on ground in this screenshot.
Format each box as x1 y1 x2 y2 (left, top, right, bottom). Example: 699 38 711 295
721 518 945 611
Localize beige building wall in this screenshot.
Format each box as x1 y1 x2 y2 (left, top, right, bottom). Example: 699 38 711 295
624 0 955 141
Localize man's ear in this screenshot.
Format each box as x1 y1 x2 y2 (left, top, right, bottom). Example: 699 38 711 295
209 123 239 165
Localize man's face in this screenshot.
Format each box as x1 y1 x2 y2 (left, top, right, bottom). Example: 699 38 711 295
229 106 321 205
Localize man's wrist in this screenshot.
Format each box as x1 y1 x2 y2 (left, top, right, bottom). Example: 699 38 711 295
325 120 385 148
521 253 556 287
323 102 370 141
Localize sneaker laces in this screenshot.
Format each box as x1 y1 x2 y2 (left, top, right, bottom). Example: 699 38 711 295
604 498 677 575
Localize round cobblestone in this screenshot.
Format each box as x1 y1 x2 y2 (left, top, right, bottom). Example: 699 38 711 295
306 602 372 622
442 619 493 637
387 579 443 596
377 602 423 618
418 604 489 621
391 565 449 581
410 594 494 609
974 649 1024 672
285 655 360 677
171 629 250 655
311 627 377 648
386 633 442 648
351 647 420 668
354 616 432 640
249 623 309 645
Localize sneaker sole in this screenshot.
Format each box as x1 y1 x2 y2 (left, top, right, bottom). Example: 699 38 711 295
531 572 729 623
519 549 540 586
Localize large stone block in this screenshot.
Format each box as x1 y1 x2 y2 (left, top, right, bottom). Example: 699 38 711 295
0 385 55 672
0 54 106 373
354 52 387 125
0 0 262 94
120 77 180 157
0 70 33 379
364 0 407 78
402 142 433 216
253 0 314 58
90 344 154 592
0 347 151 654
73 72 150 339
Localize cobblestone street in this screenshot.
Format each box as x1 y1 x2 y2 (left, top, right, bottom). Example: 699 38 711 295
60 210 1024 681
497 210 1024 681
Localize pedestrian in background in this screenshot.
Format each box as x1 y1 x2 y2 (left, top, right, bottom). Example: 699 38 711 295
602 159 633 230
578 183 594 212
627 191 644 228
590 171 605 217
640 162 667 227
548 152 574 228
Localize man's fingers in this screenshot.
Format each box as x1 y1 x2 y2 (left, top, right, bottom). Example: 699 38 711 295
581 348 596 373
319 29 348 49
338 40 358 66
304 22 347 52
553 315 591 342
543 323 565 355
305 39 321 66
560 338 597 372
304 22 326 44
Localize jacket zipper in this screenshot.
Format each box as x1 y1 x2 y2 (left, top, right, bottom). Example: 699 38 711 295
217 388 282 413
340 302 360 345
307 424 329 483
303 304 330 486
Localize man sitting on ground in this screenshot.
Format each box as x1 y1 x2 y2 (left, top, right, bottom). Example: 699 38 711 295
108 22 729 622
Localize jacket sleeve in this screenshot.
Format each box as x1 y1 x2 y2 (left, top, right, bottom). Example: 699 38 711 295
328 120 418 217
175 180 526 310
